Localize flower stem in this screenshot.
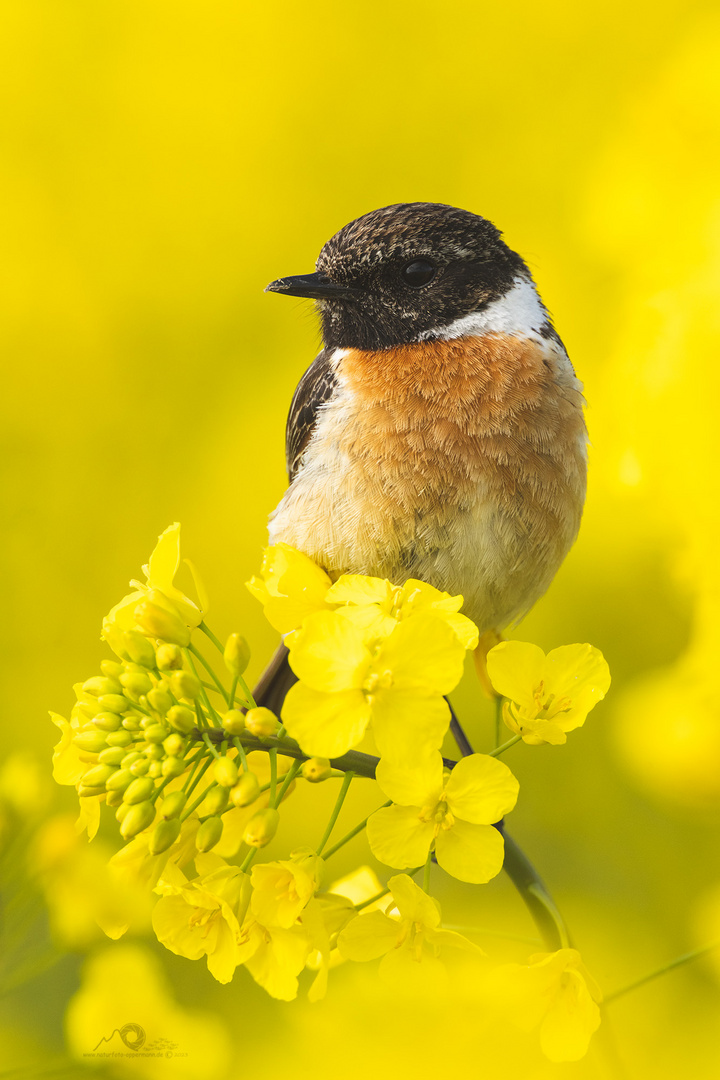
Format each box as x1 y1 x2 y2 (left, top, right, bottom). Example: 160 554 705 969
228 675 238 710
355 888 390 911
180 758 213 813
489 734 522 757
272 758 302 808
188 643 230 706
321 800 391 860
203 733 221 760
604 939 720 1004
316 771 354 856
232 736 249 772
199 622 256 708
185 649 221 726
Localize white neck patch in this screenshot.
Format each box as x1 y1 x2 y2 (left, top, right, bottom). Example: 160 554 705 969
417 276 550 343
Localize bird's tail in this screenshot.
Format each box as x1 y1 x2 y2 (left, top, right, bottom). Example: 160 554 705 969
251 643 298 716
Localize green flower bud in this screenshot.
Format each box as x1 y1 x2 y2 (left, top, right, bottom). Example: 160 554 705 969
98 694 130 714
119 630 157 668
98 747 126 766
120 671 153 697
224 633 251 676
72 731 109 754
120 751 143 768
115 801 130 823
134 599 191 647
170 671 201 701
156 643 184 671
202 784 230 815
161 756 186 779
148 761 163 779
82 763 117 788
92 711 122 732
122 715 143 731
105 729 135 748
167 705 196 734
144 723 170 744
213 756 239 788
123 776 155 804
120 799 155 838
147 687 173 713
243 807 280 848
105 788 124 807
161 791 187 819
101 660 124 679
143 744 164 761
163 733 185 757
129 758 150 777
245 707 280 738
75 701 100 720
149 818 182 855
196 815 224 852
230 771 261 807
106 768 134 792
83 675 123 698
221 709 246 736
78 784 106 798
302 757 333 782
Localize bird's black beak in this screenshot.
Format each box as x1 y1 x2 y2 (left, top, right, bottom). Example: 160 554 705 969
264 272 358 300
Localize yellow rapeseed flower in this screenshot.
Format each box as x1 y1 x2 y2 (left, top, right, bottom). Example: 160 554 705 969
282 611 466 761
486 641 611 745
250 849 323 928
367 753 518 884
495 948 602 1062
337 873 481 990
246 543 332 635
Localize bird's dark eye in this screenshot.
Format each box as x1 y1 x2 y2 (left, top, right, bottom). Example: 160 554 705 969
401 260 436 287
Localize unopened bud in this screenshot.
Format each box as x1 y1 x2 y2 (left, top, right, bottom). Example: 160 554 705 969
78 784 106 798
98 747 126 766
100 660 124 679
82 764 117 788
170 671 201 701
115 801 130 823
221 709 246 736
224 633 251 676
149 818 182 854
163 733 185 757
129 758 150 777
105 729 134 748
143 744 164 761
196 815 224 852
83 675 123 698
148 760 163 778
161 756 185 779
167 705 196 734
156 643 184 670
120 799 155 838
106 768 134 792
147 687 173 713
213 757 239 788
302 757 333 782
121 751 143 768
92 711 122 732
230 771 261 807
245 707 280 738
119 630 157 667
144 723 169 744
72 731 108 754
243 807 280 848
98 694 129 714
161 791 187 819
123 776 155 804
121 715 143 731
202 784 230 815
134 599 191 647
120 671 153 697
105 788 124 807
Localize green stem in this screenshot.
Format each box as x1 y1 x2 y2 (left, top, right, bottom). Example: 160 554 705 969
185 649 220 726
443 925 543 946
188 643 230 706
269 746 278 806
316 772 354 856
180 758 213 813
199 621 255 707
355 888 390 912
500 829 569 951
228 675 238 710
232 736 249 772
273 758 302 808
203 733 221 760
322 800 391 860
423 849 432 893
604 940 720 1004
489 733 522 758
240 847 258 873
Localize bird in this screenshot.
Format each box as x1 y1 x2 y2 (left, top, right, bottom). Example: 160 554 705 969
254 202 587 713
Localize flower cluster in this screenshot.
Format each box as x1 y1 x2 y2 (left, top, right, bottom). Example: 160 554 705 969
49 525 608 1063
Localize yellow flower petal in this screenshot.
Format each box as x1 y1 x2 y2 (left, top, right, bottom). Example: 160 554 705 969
375 752 444 806
371 691 450 763
540 967 602 1062
517 719 568 745
326 575 394 606
544 644 611 731
145 523 181 596
379 614 466 694
435 820 505 884
244 924 311 1001
366 805 435 869
387 874 441 927
246 544 332 634
289 612 370 692
445 754 519 824
337 910 399 961
282 683 370 758
486 640 546 707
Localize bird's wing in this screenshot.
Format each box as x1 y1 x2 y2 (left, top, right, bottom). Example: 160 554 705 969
285 348 338 481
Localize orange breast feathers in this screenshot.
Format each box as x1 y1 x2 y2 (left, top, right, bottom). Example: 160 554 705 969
334 333 587 512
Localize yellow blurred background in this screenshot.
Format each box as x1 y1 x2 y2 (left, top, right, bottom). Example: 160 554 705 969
2 0 720 1076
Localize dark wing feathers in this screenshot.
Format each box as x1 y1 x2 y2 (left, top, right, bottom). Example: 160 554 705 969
285 349 338 481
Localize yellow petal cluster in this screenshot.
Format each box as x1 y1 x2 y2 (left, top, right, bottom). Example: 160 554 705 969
368 753 518 884
486 641 611 745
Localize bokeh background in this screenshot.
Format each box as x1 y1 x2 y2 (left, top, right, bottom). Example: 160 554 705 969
2 1 720 1076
